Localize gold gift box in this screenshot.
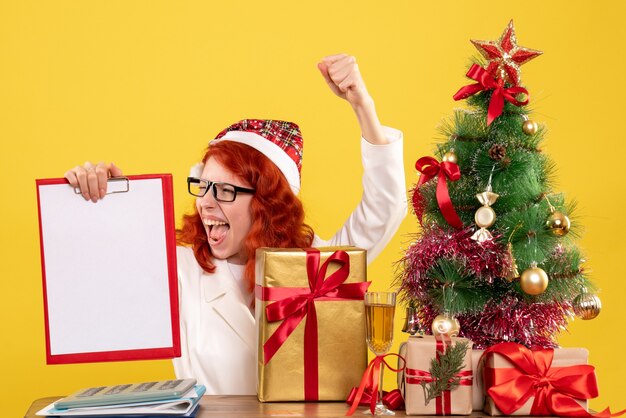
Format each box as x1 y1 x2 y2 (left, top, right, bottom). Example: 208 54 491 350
255 247 369 402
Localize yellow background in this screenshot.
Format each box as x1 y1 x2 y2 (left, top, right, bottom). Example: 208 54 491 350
1 1 625 415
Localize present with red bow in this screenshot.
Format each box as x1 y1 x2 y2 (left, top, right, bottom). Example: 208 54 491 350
400 335 474 415
482 342 625 417
255 247 370 401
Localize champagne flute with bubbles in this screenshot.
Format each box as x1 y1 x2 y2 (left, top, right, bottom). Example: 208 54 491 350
364 292 396 416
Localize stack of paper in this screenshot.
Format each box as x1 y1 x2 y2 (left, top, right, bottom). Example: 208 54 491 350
36 385 205 417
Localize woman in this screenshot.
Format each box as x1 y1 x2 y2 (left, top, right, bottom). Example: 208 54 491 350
65 54 407 394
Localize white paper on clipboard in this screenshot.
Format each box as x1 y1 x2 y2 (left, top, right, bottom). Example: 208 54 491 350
36 174 179 364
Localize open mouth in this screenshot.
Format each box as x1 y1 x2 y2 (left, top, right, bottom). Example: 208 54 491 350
204 219 230 245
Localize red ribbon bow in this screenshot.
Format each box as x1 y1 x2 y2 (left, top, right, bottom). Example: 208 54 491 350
483 342 626 417
346 353 405 416
346 387 405 411
415 156 463 229
453 64 529 125
258 248 370 401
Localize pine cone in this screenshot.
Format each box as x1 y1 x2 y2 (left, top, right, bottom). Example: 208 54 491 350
489 144 506 161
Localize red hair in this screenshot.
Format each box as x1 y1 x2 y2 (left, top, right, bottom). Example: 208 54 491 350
177 141 314 290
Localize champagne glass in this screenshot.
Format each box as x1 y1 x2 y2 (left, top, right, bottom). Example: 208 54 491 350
364 291 396 416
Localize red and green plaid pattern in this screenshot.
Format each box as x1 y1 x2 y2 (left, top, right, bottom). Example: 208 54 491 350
215 119 303 173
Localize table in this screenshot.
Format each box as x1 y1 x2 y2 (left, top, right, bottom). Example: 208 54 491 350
24 395 492 417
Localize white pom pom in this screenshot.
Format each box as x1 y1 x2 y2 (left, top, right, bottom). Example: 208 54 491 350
189 162 205 178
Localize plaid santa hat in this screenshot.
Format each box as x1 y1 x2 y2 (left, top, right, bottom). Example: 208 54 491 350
191 119 303 195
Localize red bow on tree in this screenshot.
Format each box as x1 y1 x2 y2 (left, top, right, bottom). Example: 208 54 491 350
414 156 463 229
453 64 529 125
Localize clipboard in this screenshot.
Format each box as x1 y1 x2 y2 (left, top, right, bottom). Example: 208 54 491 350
35 174 180 364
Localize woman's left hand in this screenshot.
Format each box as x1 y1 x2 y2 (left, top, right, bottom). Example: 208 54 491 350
318 54 373 109
318 54 388 145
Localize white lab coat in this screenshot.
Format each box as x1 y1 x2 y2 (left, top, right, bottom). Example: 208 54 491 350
173 127 407 394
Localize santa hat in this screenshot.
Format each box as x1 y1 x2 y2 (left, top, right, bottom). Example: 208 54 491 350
191 119 303 195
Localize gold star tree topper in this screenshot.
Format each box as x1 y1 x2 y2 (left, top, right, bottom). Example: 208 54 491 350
471 20 543 86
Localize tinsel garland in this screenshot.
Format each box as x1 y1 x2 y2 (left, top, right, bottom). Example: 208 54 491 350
398 225 573 349
399 225 511 298
413 299 571 349
461 297 571 349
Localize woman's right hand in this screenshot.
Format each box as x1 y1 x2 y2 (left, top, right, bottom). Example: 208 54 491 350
64 162 123 202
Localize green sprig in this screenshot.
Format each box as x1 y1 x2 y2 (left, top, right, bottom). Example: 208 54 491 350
421 340 470 405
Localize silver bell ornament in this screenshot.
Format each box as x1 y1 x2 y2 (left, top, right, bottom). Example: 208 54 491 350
401 303 420 335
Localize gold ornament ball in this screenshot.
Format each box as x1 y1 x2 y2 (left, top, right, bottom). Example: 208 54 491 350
431 314 460 337
573 292 602 320
522 119 538 135
520 267 549 295
442 151 458 164
546 211 571 236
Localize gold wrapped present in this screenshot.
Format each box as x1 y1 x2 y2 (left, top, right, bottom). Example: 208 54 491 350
255 247 369 402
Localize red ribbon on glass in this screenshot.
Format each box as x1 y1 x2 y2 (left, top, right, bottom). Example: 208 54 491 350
482 342 626 417
404 336 473 415
257 248 370 401
346 388 404 411
415 156 463 229
453 64 529 125
346 353 405 416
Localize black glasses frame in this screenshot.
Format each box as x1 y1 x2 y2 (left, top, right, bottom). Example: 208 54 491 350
187 177 255 202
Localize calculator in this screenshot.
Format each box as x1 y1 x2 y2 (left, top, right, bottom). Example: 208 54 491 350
54 378 197 409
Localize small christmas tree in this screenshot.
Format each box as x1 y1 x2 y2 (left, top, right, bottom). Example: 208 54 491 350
399 20 601 349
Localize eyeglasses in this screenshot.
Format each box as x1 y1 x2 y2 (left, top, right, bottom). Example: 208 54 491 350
187 177 255 202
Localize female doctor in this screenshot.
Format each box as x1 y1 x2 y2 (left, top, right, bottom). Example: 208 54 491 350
65 54 407 394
